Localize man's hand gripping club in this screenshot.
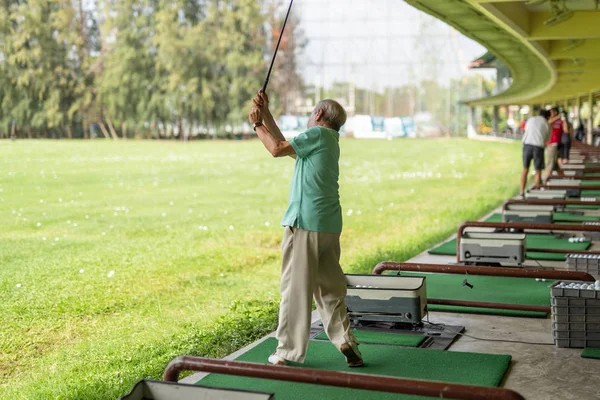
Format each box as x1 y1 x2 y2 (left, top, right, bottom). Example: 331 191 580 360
249 91 296 159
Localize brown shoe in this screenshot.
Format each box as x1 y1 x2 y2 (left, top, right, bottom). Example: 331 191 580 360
340 342 363 367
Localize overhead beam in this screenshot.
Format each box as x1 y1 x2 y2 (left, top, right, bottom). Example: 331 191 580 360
473 0 524 2
533 40 551 53
480 2 529 36
473 0 539 3
524 83 600 104
428 1 599 105
548 39 600 59
529 12 600 40
556 59 600 71
474 0 600 3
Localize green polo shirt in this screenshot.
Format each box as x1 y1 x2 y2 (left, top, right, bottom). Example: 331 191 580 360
280 126 342 234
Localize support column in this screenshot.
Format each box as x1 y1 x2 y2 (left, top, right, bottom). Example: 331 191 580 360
588 92 594 145
576 96 582 139
467 106 477 138
492 105 500 133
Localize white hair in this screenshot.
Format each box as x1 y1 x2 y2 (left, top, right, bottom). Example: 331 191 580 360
314 99 347 131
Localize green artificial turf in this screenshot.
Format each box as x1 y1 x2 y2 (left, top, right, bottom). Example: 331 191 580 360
427 240 462 255
313 330 425 347
566 205 600 210
1 139 524 399
581 190 600 197
398 271 553 306
428 234 591 261
554 212 600 221
581 348 600 360
484 213 502 222
484 212 600 222
427 304 547 318
196 338 512 400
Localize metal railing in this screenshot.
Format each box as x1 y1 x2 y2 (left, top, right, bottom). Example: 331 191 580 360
163 356 525 400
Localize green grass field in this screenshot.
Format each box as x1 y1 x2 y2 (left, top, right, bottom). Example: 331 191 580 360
0 138 520 399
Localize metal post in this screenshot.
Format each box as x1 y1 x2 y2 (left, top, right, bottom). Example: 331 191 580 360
587 92 593 145
468 106 477 138
349 81 355 117
576 95 582 139
493 105 499 133
372 262 595 282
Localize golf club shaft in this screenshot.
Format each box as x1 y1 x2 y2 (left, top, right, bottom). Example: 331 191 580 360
262 0 294 93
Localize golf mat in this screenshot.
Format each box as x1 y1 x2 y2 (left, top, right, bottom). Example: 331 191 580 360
394 271 552 318
427 304 547 318
196 338 512 400
581 190 600 197
554 212 600 221
581 348 600 360
484 212 600 222
428 234 591 261
484 213 503 223
313 330 425 347
566 204 600 210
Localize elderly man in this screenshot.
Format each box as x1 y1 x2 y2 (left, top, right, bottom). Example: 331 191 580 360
248 91 362 368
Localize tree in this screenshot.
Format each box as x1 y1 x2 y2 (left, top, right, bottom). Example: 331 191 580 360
0 0 277 138
0 0 101 138
201 0 266 134
264 0 306 116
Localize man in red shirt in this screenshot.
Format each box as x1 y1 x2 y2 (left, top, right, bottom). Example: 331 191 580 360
544 107 564 183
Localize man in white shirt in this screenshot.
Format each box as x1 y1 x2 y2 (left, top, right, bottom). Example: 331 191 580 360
520 109 551 197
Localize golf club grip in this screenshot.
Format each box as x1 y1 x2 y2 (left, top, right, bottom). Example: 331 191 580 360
262 0 294 93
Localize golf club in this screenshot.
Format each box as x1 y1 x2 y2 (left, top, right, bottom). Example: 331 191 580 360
262 0 295 93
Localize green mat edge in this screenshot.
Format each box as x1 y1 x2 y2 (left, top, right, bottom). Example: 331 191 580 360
313 330 426 347
581 347 600 359
485 212 600 222
196 337 514 397
428 304 548 318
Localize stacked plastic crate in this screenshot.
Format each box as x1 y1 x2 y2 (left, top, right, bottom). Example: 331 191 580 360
566 254 600 275
551 281 600 348
582 222 600 241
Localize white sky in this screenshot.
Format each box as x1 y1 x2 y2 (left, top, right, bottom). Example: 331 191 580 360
294 0 494 92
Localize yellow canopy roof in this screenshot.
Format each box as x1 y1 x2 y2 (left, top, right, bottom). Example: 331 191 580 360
405 0 600 106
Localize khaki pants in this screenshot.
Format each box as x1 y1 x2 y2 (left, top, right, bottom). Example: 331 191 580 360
544 144 558 180
275 226 356 363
